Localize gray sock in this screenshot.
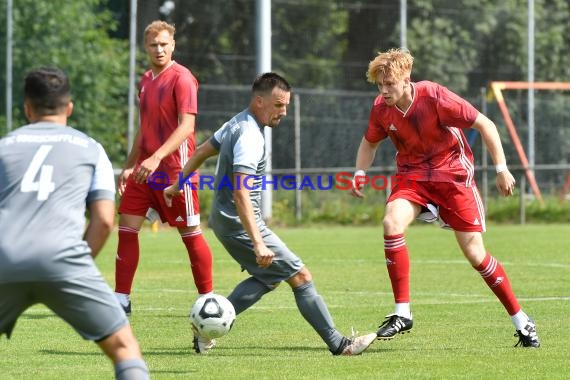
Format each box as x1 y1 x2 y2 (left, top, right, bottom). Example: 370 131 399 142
292 281 344 351
227 277 272 315
115 358 149 380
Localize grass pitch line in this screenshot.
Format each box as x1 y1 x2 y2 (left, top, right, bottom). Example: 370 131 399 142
413 259 570 268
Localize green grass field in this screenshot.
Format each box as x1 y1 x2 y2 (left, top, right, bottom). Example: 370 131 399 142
2 224 569 379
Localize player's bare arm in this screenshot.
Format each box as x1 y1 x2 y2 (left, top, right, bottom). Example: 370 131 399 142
134 112 196 184
118 130 142 195
471 113 516 196
84 199 115 257
233 172 274 268
351 137 380 198
163 139 219 207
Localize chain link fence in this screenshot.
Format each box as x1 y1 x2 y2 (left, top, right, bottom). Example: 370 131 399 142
198 84 570 195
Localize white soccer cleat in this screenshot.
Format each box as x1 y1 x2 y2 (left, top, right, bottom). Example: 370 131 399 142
193 335 217 354
192 324 217 354
341 328 376 356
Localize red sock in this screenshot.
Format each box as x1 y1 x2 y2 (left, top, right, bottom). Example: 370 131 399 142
181 230 214 294
115 226 140 294
384 234 410 303
474 253 520 315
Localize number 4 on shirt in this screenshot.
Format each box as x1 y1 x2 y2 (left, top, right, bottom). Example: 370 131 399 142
21 145 55 201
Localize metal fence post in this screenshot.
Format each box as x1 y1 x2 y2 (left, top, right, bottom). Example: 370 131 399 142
294 93 302 222
480 87 488 211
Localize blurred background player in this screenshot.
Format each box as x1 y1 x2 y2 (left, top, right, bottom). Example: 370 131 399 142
115 20 214 314
164 72 377 355
0 67 150 379
350 48 539 348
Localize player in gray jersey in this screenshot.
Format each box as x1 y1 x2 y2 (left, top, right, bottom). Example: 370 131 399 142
0 67 149 379
164 72 376 355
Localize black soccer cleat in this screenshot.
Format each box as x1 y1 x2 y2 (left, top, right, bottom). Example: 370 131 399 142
121 300 132 316
114 293 132 316
514 318 540 348
376 314 413 340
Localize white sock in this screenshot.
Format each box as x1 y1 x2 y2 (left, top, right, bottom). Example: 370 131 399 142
394 303 411 319
199 291 214 297
114 292 130 307
511 309 530 330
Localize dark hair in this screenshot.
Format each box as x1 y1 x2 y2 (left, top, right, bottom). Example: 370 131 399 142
252 72 291 96
24 67 71 116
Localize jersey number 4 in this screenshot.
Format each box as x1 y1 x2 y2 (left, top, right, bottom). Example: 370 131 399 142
21 145 56 201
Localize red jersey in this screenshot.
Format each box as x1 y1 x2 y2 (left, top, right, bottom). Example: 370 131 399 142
138 62 198 180
365 81 479 186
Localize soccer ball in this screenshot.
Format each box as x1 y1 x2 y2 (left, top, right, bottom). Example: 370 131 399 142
190 294 236 339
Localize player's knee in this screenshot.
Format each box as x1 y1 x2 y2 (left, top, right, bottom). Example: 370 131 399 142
288 267 312 287
97 325 142 363
299 267 313 282
383 215 405 235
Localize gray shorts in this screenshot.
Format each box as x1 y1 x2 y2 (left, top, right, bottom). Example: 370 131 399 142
0 272 128 341
213 227 304 287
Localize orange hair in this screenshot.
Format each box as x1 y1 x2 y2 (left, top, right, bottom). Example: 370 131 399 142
144 20 175 39
366 48 414 84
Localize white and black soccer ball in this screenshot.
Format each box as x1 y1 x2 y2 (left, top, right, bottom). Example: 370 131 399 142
190 294 236 339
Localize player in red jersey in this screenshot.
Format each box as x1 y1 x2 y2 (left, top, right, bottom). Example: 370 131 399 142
115 20 214 316
351 48 539 348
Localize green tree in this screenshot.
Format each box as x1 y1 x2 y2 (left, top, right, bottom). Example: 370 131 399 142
400 1 478 93
166 0 256 85
166 0 351 89
1 0 130 164
342 2 400 90
272 0 349 89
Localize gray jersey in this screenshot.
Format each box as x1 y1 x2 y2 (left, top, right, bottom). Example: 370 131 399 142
208 109 266 235
0 122 115 283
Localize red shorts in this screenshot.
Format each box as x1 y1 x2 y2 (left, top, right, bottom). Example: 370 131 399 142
118 176 201 227
388 181 486 232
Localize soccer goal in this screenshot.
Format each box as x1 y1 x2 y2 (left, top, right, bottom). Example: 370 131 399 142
490 81 570 205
